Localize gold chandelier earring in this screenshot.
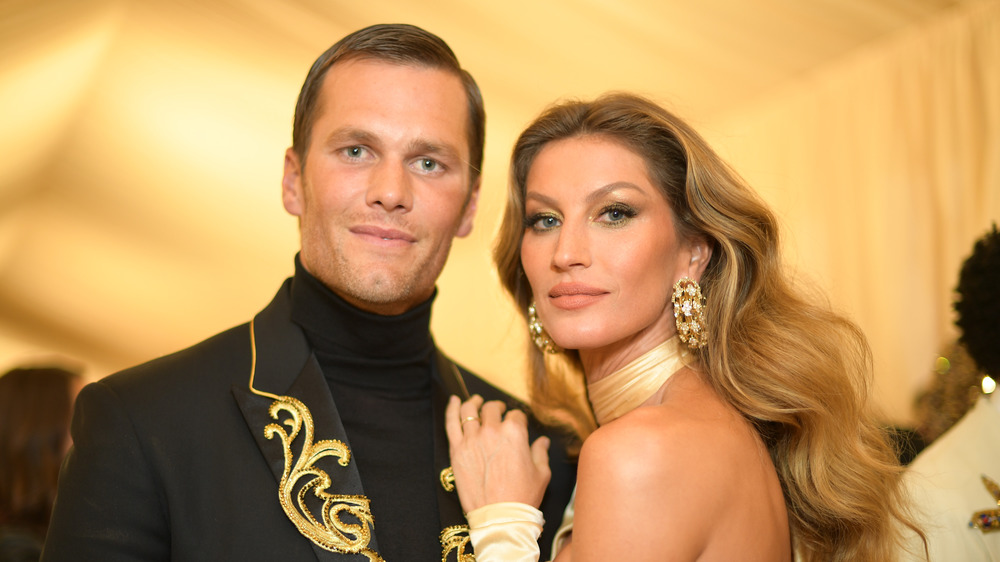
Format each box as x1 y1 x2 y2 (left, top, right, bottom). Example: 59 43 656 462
671 278 707 349
528 302 560 354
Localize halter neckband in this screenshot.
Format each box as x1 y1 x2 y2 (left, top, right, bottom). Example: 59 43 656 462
587 336 690 425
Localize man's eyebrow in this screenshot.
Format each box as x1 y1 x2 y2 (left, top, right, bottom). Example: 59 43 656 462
322 127 379 147
321 128 466 163
406 139 462 161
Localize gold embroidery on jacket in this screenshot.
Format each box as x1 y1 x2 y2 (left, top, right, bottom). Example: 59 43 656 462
970 474 1000 533
440 467 456 492
440 525 475 562
249 319 383 561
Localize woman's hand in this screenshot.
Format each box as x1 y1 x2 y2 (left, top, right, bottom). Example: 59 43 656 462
445 395 552 513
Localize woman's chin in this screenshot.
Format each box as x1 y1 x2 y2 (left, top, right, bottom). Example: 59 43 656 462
548 332 609 354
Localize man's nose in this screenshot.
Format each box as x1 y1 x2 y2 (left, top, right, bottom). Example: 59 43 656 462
366 161 413 211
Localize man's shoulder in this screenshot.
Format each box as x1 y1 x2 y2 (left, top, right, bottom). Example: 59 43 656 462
909 398 1000 478
455 363 521 404
450 359 576 453
101 279 296 394
100 322 253 401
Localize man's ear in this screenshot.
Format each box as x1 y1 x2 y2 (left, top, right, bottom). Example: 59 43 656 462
282 147 304 217
687 237 713 281
455 177 480 238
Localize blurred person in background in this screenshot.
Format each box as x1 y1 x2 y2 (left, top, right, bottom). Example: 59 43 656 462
0 365 82 562
902 223 1000 561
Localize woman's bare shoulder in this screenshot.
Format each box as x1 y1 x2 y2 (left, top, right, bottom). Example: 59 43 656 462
581 398 750 488
571 399 747 558
571 383 784 560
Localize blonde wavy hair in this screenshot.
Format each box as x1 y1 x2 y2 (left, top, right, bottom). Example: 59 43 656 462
494 93 924 561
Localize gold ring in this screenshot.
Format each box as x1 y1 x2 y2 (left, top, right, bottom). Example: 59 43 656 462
461 416 480 426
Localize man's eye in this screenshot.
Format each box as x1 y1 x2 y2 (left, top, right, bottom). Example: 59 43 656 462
344 146 367 158
419 159 439 172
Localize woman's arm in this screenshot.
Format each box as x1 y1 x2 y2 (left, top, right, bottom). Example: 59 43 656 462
445 395 551 511
445 395 553 561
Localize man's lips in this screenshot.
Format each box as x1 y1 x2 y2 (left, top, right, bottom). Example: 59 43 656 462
351 225 416 244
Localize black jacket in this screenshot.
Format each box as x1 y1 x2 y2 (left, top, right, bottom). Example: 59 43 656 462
43 280 576 561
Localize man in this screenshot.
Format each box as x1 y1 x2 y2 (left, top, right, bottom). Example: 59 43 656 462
43 24 575 562
901 224 1000 561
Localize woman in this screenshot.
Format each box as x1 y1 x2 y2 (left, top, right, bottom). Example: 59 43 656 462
0 366 82 562
445 93 924 561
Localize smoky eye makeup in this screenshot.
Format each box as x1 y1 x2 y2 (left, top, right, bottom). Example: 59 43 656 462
594 201 639 226
523 211 561 231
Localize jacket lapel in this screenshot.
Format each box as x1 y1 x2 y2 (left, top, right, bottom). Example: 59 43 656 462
232 280 381 561
432 350 475 560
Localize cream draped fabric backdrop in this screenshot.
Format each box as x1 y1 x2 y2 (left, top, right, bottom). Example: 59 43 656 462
701 2 1000 422
456 2 1000 424
1 1 997 426
458 2 1000 424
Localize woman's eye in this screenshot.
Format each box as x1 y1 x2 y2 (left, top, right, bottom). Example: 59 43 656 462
525 214 561 231
599 204 637 225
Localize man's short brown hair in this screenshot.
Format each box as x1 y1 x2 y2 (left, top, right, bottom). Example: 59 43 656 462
291 23 485 182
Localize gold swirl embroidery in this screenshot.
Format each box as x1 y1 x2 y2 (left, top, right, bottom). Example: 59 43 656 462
249 319 382 561
440 467 456 492
440 525 474 562
264 395 383 560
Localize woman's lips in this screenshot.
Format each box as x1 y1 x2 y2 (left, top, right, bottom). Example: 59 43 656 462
548 283 608 310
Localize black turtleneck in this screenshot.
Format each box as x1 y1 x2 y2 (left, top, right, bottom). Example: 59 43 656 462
290 257 439 561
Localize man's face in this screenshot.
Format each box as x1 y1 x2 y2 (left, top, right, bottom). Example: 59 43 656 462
282 58 479 315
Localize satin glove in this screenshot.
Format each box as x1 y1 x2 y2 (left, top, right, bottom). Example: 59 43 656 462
467 502 544 562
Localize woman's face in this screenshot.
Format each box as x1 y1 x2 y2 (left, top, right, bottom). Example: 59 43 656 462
520 135 705 359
